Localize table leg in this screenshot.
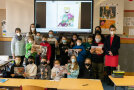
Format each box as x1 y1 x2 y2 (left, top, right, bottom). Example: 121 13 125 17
114 84 117 90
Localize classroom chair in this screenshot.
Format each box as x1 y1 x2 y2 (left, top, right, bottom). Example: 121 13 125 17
22 85 44 90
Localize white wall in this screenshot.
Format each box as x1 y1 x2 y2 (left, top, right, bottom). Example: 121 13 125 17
6 0 34 36
124 0 134 10
0 0 6 9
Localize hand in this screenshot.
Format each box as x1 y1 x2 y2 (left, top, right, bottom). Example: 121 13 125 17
47 60 50 64
23 72 29 77
90 48 95 54
52 73 56 77
12 54 15 59
70 42 74 46
67 73 71 75
108 51 113 56
65 49 68 53
11 74 15 77
78 49 82 52
41 72 43 75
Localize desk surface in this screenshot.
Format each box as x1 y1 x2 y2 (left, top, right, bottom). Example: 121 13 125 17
0 78 59 88
109 76 134 86
57 78 104 90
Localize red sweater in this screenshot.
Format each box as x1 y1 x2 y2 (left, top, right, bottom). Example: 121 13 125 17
40 42 51 60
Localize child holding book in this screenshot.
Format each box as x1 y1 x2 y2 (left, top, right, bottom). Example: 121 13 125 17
37 57 51 80
67 55 79 78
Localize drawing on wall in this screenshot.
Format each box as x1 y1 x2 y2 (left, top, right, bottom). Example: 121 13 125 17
57 4 80 28
100 6 116 29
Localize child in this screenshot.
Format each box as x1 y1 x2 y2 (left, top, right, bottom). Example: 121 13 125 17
51 60 65 80
23 56 37 79
25 36 37 65
29 23 37 38
11 28 25 65
72 38 86 67
40 35 51 63
67 55 79 78
10 56 24 78
70 34 78 48
59 36 70 65
90 34 104 80
37 57 51 80
78 58 95 79
83 35 93 58
104 25 120 84
34 32 42 45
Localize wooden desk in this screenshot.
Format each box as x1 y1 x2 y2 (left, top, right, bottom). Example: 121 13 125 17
0 78 59 89
109 76 134 90
57 78 103 90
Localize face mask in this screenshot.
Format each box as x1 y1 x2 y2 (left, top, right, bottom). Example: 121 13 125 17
35 36 40 39
29 41 33 44
88 40 92 43
71 59 75 63
15 60 20 65
55 64 59 67
43 40 47 43
77 42 81 46
49 34 53 38
73 38 77 41
62 40 67 43
41 61 47 65
31 28 35 31
16 33 20 36
110 31 115 35
95 38 101 43
29 61 33 64
85 63 91 66
95 30 101 34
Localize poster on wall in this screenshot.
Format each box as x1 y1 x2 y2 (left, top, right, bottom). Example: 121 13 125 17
57 3 80 28
100 6 116 29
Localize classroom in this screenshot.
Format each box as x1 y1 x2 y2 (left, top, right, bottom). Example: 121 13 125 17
0 0 134 90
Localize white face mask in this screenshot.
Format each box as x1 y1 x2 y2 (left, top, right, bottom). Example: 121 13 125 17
95 38 101 43
31 28 35 31
110 31 115 35
29 41 33 44
16 33 20 36
77 42 81 46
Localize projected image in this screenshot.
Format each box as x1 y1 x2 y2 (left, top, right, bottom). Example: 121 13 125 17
58 7 74 27
35 0 93 33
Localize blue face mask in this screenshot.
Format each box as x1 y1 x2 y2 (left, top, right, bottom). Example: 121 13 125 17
71 59 75 63
62 40 67 43
49 34 53 38
36 36 40 39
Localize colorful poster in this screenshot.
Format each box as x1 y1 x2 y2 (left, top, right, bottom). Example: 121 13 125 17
100 6 116 29
57 3 80 28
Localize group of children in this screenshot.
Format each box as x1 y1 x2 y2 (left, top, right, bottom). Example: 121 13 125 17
10 24 120 84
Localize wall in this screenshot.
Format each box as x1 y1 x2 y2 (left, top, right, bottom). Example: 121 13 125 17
93 0 124 34
6 0 34 37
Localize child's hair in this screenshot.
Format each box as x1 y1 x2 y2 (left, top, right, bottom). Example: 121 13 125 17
28 36 34 40
70 55 79 70
42 35 48 39
109 25 116 30
72 34 78 38
88 35 93 39
15 28 21 33
36 32 41 35
54 60 60 64
95 26 102 31
95 33 101 37
28 56 34 60
15 56 21 59
41 56 47 60
77 38 82 41
49 30 54 33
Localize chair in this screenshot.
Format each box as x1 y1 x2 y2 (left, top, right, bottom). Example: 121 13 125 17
22 85 44 90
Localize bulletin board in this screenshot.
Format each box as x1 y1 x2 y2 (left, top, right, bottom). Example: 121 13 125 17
93 0 124 34
123 11 134 38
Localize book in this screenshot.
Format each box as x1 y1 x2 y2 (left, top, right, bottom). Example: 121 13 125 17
31 45 42 53
68 49 79 57
0 79 8 83
14 67 25 76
